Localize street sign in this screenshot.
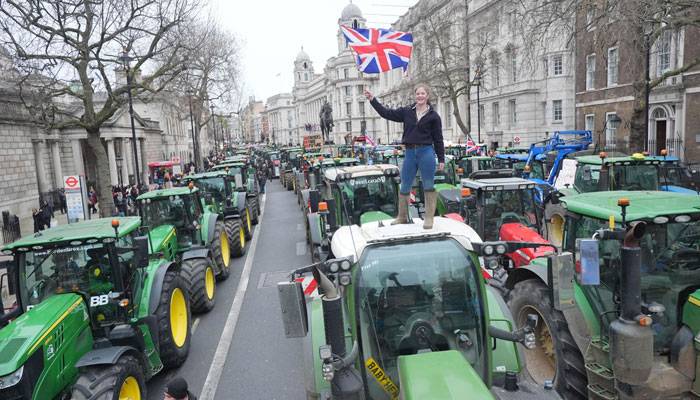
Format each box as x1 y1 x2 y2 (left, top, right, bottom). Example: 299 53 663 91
513 136 521 144
64 175 89 222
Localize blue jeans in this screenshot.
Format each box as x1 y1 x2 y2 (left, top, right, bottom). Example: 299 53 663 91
401 145 436 194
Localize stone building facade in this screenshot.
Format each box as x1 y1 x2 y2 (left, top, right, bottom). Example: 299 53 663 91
240 97 265 143
574 1 700 161
263 93 296 145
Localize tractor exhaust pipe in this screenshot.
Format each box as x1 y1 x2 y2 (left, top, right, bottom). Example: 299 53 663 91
609 222 653 386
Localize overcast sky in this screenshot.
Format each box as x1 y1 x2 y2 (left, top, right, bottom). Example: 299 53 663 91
212 0 417 103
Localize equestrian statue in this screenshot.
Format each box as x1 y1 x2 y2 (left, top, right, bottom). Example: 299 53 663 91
319 101 334 144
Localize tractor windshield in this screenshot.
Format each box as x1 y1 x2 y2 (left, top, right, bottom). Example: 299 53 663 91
609 164 659 191
481 189 539 240
339 175 398 223
141 195 198 230
571 216 700 352
195 178 227 204
356 239 486 399
17 243 114 309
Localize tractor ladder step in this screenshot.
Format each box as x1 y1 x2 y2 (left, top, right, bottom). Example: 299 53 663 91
585 362 615 393
587 336 612 369
587 383 617 400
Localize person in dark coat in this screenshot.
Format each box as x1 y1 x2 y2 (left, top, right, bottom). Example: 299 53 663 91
163 376 197 400
364 83 445 229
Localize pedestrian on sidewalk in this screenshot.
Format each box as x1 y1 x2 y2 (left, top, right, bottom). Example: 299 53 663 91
257 169 267 194
364 83 444 229
32 208 42 233
163 376 197 400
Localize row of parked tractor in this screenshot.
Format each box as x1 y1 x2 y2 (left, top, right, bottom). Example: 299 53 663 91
270 133 700 400
0 147 264 399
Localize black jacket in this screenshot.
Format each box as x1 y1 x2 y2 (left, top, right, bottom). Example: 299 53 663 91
369 98 445 163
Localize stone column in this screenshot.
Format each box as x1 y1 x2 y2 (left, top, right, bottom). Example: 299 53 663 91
123 138 134 184
106 139 119 186
71 139 85 176
140 138 149 185
120 139 129 186
50 140 63 189
32 139 50 194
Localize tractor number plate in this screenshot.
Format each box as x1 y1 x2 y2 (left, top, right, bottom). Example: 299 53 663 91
365 357 399 399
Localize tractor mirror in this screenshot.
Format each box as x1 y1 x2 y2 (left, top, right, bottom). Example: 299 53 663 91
277 280 308 338
309 190 320 213
578 239 600 285
326 199 338 230
551 252 575 310
582 166 592 181
133 236 150 268
234 173 243 189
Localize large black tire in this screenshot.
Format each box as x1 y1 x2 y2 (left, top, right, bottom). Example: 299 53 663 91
211 221 231 277
250 197 259 225
181 257 216 314
507 279 587 400
72 355 146 400
226 218 246 258
156 269 191 368
242 206 253 241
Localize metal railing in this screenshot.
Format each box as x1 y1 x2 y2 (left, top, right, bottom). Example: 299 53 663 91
1 211 21 245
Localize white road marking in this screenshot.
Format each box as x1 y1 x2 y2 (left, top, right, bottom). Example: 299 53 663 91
192 318 200 334
199 195 265 400
296 241 307 256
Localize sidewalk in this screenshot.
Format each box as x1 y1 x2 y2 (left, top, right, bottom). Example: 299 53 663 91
17 211 70 241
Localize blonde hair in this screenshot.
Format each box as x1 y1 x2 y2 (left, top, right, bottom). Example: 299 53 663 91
414 83 431 104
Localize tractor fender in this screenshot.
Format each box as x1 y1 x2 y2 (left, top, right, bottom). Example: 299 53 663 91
75 346 143 369
308 213 323 245
504 262 548 290
204 213 219 246
181 248 211 262
236 192 248 213
148 261 181 315
444 213 463 222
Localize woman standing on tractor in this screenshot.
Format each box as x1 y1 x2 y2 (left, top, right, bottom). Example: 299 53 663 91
364 84 445 229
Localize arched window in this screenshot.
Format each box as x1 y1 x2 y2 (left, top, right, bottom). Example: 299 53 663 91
303 62 307 69
353 19 358 29
652 108 667 120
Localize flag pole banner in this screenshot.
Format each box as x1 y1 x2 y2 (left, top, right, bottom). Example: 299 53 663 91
340 25 413 74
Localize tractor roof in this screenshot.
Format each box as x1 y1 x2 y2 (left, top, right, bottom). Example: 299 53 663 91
137 186 198 200
2 217 141 251
561 191 700 221
330 217 482 259
186 171 228 180
495 153 528 161
575 154 670 166
461 177 535 191
211 162 245 170
324 164 399 181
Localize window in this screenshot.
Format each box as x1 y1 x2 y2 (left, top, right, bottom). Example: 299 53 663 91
509 99 517 125
586 54 596 90
553 55 563 76
345 86 351 96
657 30 672 76
491 54 501 87
605 113 619 143
444 101 452 128
509 50 517 83
346 121 352 132
607 47 618 86
344 68 349 79
346 102 352 116
553 100 562 122
492 102 500 126
304 72 308 81
359 101 365 116
543 57 549 77
585 114 595 133
586 6 596 30
479 105 485 127
357 85 364 95
541 101 547 124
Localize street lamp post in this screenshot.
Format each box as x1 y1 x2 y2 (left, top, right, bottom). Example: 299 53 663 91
210 104 217 153
119 50 141 188
187 90 199 172
474 69 482 144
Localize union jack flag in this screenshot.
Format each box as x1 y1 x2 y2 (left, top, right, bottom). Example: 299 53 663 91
340 25 413 74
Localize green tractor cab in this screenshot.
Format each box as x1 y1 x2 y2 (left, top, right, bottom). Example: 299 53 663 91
280 147 304 189
506 191 700 399
305 164 400 261
278 218 558 399
0 217 191 400
298 157 360 209
137 186 228 314
185 171 250 258
211 161 261 226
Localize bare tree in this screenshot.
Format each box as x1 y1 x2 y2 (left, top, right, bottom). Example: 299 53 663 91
0 0 199 216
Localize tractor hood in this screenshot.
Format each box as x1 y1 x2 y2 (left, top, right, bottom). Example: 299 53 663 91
148 224 176 253
359 211 392 225
398 350 494 399
499 223 554 268
0 294 86 375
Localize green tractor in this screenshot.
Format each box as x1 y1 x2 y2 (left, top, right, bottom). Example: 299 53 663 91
278 218 558 399
305 164 400 261
210 160 261 233
505 191 700 399
298 156 360 210
0 217 191 399
137 186 229 313
280 146 304 189
185 170 250 257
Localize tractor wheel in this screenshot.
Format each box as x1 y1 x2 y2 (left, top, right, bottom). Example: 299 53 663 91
227 218 246 258
242 206 253 241
250 197 259 225
181 257 216 314
72 354 146 400
156 269 191 368
507 279 587 400
211 221 231 279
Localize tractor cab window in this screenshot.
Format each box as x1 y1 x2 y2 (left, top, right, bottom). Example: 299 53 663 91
574 164 600 193
480 189 539 240
18 244 115 312
195 178 226 204
142 196 188 229
339 175 398 224
609 164 658 191
356 239 486 399
435 161 457 186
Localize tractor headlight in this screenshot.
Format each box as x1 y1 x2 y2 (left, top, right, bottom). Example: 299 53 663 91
524 332 536 349
496 244 507 255
339 272 352 286
322 362 334 381
329 262 340 273
340 259 351 271
0 366 23 389
483 245 494 256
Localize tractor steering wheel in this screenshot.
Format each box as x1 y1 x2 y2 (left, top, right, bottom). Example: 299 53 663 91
398 318 437 355
501 212 527 226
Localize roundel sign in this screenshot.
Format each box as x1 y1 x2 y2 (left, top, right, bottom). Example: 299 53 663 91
64 175 80 190
513 136 521 145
